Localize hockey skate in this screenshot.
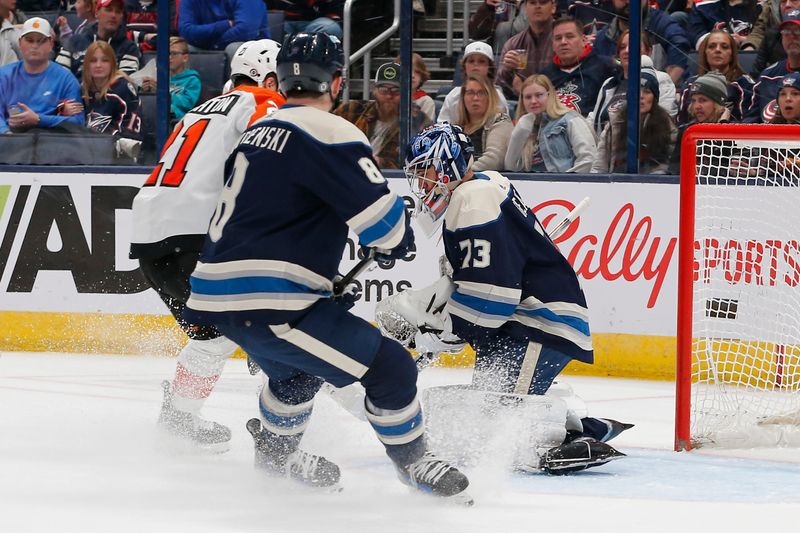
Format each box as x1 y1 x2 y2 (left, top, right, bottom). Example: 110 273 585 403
157 380 232 453
396 452 473 505
246 418 341 489
535 437 626 475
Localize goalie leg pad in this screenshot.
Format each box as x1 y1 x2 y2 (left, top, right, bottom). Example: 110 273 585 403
537 438 626 475
421 385 568 468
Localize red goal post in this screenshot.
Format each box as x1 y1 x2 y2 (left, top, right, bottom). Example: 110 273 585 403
676 123 800 451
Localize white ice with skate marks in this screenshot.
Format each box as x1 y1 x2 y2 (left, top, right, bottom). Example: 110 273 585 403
1 352 798 533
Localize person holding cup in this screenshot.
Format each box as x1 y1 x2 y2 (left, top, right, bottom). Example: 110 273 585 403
496 0 557 98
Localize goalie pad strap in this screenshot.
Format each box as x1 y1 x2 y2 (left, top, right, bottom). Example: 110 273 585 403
514 342 542 395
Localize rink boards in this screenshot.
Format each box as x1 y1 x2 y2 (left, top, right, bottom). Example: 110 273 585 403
0 168 680 380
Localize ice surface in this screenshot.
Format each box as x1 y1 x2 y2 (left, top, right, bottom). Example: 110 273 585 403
1 353 797 533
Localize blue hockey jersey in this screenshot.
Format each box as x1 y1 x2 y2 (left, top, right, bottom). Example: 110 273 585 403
184 104 409 326
443 171 593 363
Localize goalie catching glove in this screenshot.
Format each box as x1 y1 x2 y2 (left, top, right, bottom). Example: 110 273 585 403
375 276 465 365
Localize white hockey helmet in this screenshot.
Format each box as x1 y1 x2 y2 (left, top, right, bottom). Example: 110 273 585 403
229 39 282 86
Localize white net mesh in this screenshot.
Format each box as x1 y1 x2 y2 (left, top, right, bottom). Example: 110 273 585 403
690 138 800 447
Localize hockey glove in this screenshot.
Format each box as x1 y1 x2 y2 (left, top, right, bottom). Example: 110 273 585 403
331 274 359 310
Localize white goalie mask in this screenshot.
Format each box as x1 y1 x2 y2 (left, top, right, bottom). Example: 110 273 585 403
403 123 475 237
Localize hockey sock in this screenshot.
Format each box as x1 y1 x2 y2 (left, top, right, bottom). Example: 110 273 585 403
171 336 238 414
365 395 426 467
257 381 316 458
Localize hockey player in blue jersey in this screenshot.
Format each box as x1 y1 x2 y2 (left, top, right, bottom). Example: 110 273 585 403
395 122 631 473
183 32 472 502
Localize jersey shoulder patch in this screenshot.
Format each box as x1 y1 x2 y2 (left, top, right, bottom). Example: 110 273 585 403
445 171 511 231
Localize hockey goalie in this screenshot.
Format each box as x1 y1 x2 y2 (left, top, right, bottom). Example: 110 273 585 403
375 122 632 474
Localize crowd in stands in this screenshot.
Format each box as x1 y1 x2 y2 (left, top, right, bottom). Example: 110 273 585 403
2 0 800 171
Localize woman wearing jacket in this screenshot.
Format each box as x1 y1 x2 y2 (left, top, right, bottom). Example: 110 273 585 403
589 30 677 136
592 69 676 174
677 29 755 126
504 74 596 173
452 73 514 172
80 41 142 159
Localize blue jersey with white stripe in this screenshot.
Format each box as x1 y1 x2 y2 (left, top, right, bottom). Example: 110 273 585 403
184 104 408 326
443 171 593 363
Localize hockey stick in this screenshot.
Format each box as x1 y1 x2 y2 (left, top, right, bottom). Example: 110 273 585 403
333 250 375 296
548 196 591 240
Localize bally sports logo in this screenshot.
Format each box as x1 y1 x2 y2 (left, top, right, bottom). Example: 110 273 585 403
535 199 676 309
693 238 800 287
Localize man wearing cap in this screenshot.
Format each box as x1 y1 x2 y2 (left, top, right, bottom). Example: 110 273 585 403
334 62 432 169
0 17 84 134
747 8 800 122
744 0 800 66
541 17 617 117
56 0 141 76
496 0 556 97
437 41 509 123
1 0 22 67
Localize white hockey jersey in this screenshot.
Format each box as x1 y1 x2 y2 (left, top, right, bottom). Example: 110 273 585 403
130 85 285 259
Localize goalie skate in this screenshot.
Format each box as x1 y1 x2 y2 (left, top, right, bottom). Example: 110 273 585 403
246 418 341 489
531 437 626 475
396 452 473 506
157 380 231 452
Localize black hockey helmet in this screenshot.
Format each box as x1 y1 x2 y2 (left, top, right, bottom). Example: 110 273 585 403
277 32 344 94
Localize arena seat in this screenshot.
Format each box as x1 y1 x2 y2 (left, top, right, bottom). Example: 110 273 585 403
189 51 229 102
268 10 285 43
138 93 158 163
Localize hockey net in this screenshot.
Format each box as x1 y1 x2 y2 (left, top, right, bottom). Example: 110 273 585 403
676 124 800 450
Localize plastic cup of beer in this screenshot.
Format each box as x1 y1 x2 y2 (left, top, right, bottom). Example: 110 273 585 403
515 49 528 70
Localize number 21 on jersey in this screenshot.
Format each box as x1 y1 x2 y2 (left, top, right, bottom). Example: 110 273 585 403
142 119 211 187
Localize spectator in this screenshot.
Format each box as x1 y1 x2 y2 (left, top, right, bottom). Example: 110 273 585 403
56 0 97 47
592 69 676 174
177 0 268 55
669 71 732 173
266 1 343 39
123 0 179 51
748 9 800 122
496 0 556 98
78 40 142 158
4 0 25 24
751 0 800 74
0 17 84 134
139 36 200 120
687 0 761 50
770 71 800 123
541 17 617 116
399 52 435 122
1 0 21 67
593 0 689 84
57 0 141 76
677 29 754 125
451 73 514 171
470 0 530 54
504 74 596 172
437 41 509 123
590 30 677 135
334 61 431 169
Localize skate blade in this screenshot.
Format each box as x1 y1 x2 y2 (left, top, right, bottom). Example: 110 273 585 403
447 491 475 506
157 426 232 454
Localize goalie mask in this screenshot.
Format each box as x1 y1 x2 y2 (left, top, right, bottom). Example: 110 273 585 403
403 122 474 236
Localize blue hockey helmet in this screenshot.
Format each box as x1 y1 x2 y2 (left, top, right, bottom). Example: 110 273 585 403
403 122 475 233
276 32 344 94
